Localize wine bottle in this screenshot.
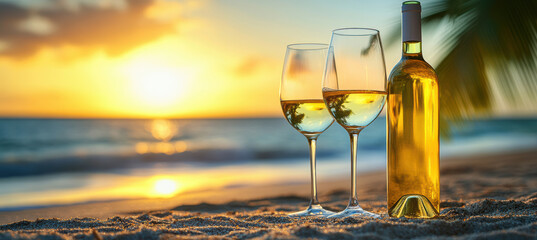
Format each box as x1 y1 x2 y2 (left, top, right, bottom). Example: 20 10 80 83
387 1 440 218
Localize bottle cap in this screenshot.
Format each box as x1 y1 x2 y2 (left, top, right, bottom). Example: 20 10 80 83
402 1 421 42
402 1 421 12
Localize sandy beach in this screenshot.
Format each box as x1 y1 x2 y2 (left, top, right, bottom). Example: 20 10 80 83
1 150 536 239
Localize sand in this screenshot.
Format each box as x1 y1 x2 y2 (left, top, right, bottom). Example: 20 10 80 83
1 150 536 239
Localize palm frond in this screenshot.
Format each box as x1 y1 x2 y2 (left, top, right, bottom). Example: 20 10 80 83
389 0 537 137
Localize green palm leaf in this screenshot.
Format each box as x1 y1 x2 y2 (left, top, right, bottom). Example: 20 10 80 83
389 0 537 136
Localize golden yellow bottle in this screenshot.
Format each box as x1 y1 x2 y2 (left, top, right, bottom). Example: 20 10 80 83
387 1 439 218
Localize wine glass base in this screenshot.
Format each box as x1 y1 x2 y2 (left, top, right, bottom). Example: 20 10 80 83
327 206 380 218
288 205 335 217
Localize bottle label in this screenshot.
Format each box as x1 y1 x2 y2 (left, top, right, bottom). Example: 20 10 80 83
402 3 421 42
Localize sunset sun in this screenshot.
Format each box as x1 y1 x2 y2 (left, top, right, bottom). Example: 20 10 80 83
123 59 189 107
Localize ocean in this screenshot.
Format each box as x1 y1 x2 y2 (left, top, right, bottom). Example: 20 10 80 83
0 117 536 210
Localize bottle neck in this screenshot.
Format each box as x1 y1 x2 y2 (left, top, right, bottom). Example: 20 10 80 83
403 41 422 58
401 1 422 59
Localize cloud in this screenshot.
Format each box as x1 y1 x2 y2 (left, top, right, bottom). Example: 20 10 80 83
17 14 56 35
0 0 180 58
234 57 264 77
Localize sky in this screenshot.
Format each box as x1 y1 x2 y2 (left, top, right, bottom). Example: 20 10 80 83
0 0 531 118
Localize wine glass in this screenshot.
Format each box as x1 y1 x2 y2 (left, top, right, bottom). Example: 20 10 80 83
322 28 387 218
280 43 335 217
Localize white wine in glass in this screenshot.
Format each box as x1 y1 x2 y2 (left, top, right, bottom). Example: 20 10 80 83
323 90 387 130
322 28 387 218
281 100 333 135
280 43 334 217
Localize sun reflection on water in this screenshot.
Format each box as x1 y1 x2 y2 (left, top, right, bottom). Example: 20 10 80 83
150 119 177 141
135 119 187 155
0 165 297 207
152 177 181 198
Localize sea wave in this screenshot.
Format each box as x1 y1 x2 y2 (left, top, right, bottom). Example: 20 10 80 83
0 118 536 178
0 141 344 178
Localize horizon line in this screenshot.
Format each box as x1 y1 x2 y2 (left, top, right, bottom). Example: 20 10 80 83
0 116 283 120
0 115 536 120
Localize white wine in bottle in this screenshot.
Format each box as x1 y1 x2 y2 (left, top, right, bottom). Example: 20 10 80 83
387 1 440 218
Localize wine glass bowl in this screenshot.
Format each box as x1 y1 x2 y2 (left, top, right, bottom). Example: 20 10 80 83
323 28 386 94
280 43 335 217
322 28 387 218
322 89 386 132
281 99 333 137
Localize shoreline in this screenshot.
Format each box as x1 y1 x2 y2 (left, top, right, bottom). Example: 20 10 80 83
1 149 535 226
1 149 536 239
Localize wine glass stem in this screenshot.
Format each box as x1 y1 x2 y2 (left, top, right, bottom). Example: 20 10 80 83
349 132 361 207
307 137 321 206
